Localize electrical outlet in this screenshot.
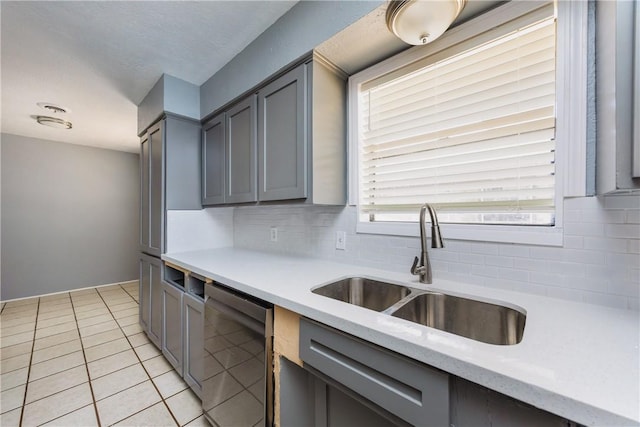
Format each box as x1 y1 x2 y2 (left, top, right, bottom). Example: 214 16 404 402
270 227 278 242
336 231 346 250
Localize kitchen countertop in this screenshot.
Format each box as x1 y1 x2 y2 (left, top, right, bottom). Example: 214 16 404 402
163 247 639 426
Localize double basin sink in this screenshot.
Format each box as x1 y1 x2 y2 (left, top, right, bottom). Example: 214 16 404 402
312 277 526 345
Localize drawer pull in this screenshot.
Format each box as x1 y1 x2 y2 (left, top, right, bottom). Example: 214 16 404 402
309 339 422 405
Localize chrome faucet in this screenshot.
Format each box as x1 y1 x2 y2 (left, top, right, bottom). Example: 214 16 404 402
410 204 444 284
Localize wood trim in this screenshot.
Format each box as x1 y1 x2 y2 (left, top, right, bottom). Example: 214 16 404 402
163 261 190 275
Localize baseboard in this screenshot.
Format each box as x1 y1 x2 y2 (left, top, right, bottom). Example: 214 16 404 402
0 279 139 304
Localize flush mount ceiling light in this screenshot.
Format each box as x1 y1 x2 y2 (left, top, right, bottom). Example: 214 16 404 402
36 115 73 130
386 0 466 45
36 102 71 114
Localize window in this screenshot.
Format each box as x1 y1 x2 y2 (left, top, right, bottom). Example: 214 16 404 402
349 1 587 245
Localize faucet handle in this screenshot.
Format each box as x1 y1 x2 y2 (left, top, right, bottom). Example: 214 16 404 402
410 256 422 275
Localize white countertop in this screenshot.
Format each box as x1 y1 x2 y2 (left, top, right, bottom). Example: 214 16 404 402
163 247 640 426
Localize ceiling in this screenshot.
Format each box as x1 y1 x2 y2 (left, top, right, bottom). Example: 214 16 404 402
0 1 298 153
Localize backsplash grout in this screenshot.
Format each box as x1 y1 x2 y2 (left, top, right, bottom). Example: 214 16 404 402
228 194 639 311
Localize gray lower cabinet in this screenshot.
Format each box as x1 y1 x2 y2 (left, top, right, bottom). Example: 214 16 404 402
279 356 401 427
294 318 573 427
139 253 162 348
299 318 449 427
161 281 183 372
183 292 204 398
158 263 204 398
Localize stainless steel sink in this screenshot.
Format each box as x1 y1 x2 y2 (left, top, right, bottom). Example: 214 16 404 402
313 277 526 345
312 277 411 312
390 292 526 345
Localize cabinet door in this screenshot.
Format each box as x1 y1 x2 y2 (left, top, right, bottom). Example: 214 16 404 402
140 253 162 348
258 65 307 201
162 281 184 372
183 293 204 398
140 133 150 252
139 255 151 333
148 122 164 256
164 116 202 210
202 114 226 205
300 318 449 427
148 256 163 348
226 96 257 203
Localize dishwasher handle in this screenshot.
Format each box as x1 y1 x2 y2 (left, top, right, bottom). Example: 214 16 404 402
205 283 270 335
206 298 266 336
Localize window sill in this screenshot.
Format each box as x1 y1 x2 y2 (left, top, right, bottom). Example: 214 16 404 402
356 221 563 247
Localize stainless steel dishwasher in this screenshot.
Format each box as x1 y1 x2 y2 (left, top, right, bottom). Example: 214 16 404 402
203 282 273 427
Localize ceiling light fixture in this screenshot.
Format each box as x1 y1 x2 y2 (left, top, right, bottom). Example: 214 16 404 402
36 102 70 114
386 0 466 45
36 115 73 130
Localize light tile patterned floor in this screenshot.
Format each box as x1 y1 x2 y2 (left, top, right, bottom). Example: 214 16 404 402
0 283 207 426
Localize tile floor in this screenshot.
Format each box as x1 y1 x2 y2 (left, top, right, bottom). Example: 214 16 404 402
0 283 207 426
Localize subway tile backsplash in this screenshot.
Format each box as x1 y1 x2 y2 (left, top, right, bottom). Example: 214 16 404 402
231 194 639 310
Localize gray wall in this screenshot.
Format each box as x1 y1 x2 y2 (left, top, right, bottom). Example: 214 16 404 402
1 134 139 300
200 0 382 117
137 74 201 135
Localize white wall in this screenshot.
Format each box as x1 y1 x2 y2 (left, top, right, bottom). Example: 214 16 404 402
166 207 234 253
233 195 640 311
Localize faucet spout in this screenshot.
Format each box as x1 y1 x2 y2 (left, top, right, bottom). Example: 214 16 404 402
411 204 444 284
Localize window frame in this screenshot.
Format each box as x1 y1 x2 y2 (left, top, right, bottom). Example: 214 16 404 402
348 0 588 246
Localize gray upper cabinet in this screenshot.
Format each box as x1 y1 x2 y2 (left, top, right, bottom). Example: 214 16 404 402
258 57 347 204
140 115 201 255
140 122 163 257
227 95 257 203
202 114 226 205
596 0 640 193
140 132 150 255
258 64 307 201
201 54 347 207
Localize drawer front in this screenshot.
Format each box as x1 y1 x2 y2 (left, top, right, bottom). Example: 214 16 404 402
299 318 449 427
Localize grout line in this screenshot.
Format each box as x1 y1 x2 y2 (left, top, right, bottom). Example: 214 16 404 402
69 292 104 427
82 346 134 369
18 296 41 426
0 325 38 339
35 402 96 427
30 329 80 352
120 283 139 303
28 348 83 369
19 373 89 406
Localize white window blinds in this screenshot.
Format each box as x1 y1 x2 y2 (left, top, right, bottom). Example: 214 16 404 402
357 10 557 226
